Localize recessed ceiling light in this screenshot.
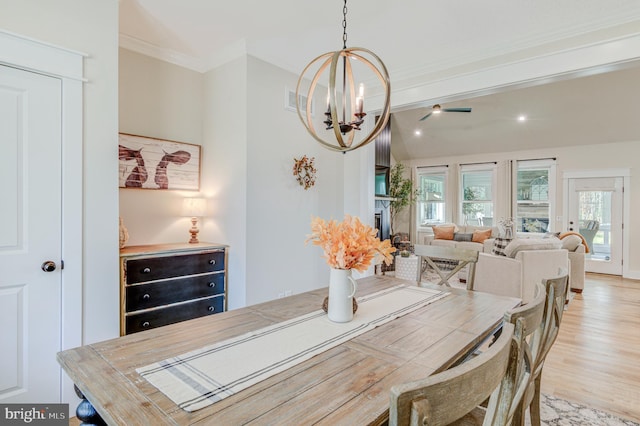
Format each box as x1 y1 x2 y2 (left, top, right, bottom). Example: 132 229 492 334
518 115 527 122
415 130 422 136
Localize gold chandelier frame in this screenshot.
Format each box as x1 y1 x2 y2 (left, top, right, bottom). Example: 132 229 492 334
295 0 391 153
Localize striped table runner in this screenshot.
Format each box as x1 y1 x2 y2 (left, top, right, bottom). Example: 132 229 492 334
137 284 448 412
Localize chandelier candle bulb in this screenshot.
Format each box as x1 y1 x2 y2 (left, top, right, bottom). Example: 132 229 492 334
326 87 331 112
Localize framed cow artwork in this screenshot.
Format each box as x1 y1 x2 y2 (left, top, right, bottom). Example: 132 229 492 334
118 133 201 191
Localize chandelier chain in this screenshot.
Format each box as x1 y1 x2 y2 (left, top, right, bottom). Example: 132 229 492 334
342 0 348 49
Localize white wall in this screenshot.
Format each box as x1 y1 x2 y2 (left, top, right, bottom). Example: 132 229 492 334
0 0 120 344
0 0 119 412
244 56 345 305
119 50 372 307
202 57 248 309
404 140 640 277
119 48 205 245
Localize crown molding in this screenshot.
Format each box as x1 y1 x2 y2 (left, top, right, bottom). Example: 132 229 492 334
367 32 640 113
119 34 251 74
391 14 640 86
119 33 209 73
201 39 249 72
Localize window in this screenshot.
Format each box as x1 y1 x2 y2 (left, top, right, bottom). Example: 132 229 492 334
416 167 447 227
460 164 496 226
515 159 555 233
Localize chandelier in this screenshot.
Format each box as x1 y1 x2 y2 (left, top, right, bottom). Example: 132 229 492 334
296 0 391 153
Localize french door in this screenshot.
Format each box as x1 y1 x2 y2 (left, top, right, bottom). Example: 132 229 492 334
567 177 623 275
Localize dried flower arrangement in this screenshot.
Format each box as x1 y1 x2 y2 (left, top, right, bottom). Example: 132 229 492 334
293 155 317 190
306 215 395 272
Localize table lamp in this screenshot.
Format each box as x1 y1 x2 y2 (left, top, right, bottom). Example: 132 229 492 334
182 197 206 244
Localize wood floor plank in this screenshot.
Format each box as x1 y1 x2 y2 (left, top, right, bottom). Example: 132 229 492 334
542 273 640 422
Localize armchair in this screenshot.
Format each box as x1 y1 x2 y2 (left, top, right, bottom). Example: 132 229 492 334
473 249 568 304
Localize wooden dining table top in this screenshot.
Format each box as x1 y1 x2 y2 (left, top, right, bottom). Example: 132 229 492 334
57 275 520 426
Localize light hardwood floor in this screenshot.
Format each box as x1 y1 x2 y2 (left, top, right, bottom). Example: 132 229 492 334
542 273 640 422
69 273 639 425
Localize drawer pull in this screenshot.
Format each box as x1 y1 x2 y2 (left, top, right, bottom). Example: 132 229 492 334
208 282 216 288
143 293 150 300
209 259 216 265
142 321 150 328
142 267 151 273
208 306 215 312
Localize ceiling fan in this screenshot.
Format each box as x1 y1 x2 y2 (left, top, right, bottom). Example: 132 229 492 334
419 104 472 121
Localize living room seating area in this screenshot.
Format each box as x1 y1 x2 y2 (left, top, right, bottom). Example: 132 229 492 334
420 224 585 300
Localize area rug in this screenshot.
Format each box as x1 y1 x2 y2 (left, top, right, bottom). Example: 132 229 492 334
531 394 640 426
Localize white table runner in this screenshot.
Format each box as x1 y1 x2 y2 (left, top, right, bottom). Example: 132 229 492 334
137 284 448 412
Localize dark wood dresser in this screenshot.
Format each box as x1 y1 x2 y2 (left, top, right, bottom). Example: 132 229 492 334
119 242 228 335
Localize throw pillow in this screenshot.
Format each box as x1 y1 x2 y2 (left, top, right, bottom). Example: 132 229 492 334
558 231 590 253
472 229 492 243
504 237 562 258
492 237 512 256
561 234 582 252
453 232 473 242
433 225 455 240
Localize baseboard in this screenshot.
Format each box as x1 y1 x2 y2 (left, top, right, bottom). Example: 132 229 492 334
623 270 640 280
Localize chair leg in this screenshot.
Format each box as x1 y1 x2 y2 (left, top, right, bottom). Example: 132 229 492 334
529 375 542 426
512 401 526 426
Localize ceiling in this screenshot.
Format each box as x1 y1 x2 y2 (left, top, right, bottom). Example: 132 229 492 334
119 0 640 159
390 63 640 160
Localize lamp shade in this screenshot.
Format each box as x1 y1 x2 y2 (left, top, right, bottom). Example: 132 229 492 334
182 197 206 217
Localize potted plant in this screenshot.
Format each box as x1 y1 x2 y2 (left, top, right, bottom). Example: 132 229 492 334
388 163 419 236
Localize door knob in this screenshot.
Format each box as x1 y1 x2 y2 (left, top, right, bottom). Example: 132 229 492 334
41 261 57 272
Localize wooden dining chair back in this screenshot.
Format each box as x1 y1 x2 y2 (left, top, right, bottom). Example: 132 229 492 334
414 244 479 290
514 269 569 426
501 281 548 425
389 321 521 426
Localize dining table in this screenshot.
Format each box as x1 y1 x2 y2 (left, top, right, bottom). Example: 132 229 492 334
57 275 520 425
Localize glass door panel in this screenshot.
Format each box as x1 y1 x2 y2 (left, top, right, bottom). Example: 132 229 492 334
568 177 623 275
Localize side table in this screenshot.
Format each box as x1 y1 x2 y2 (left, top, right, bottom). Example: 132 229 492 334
395 255 419 281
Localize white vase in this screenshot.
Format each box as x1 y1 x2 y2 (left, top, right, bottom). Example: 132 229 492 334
327 268 358 323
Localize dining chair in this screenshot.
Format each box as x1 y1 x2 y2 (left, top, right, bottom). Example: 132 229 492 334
388 321 522 426
513 269 569 426
414 244 479 290
498 281 547 426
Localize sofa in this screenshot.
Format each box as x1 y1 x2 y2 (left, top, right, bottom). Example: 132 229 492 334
421 225 585 295
557 233 586 293
474 238 569 304
421 224 499 280
422 224 498 253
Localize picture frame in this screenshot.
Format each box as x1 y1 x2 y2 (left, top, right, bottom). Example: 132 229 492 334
118 133 201 191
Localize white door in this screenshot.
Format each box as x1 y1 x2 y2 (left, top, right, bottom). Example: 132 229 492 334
567 177 623 275
0 65 63 403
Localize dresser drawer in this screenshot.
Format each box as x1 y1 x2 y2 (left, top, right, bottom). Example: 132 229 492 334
125 250 224 284
125 273 224 312
125 295 225 334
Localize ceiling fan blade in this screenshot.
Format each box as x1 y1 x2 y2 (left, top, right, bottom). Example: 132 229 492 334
419 112 433 121
443 107 472 113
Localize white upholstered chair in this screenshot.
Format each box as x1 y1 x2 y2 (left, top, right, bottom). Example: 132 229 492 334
473 249 568 304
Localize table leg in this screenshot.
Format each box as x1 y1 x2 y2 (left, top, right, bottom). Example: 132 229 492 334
74 385 106 425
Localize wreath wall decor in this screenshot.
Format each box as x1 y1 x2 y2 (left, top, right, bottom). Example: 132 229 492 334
293 155 317 190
